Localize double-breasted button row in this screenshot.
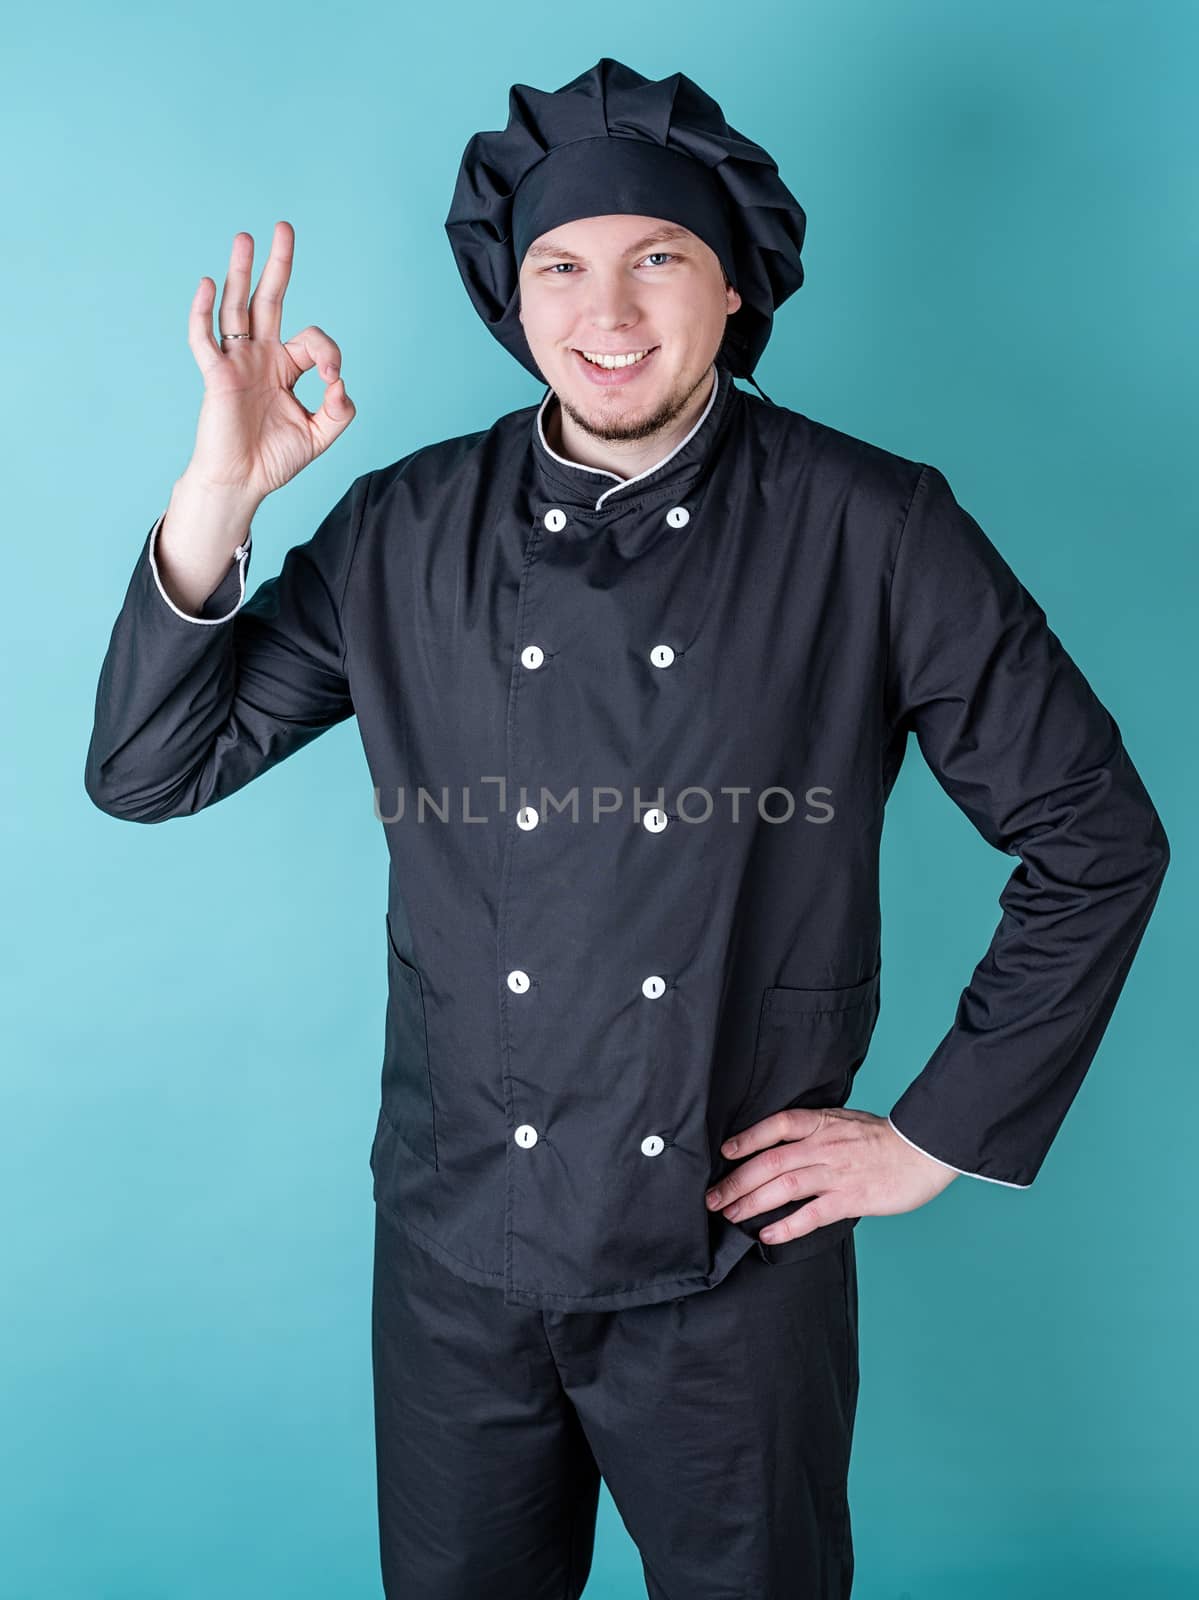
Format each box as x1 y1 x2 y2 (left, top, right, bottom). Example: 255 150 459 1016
510 507 689 1166
513 1124 667 1157
514 802 666 831
506 959 670 1158
521 641 676 672
507 968 666 998
541 504 689 533
527 511 685 674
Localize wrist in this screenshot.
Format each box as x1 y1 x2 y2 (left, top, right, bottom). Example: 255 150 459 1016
173 465 263 525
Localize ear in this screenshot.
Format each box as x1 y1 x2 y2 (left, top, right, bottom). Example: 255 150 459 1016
725 283 742 315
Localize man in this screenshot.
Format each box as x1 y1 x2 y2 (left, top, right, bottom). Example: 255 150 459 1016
85 57 1169 1600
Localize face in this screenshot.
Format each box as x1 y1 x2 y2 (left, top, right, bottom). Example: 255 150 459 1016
517 214 742 443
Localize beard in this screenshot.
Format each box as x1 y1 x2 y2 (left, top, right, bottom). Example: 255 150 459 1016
555 359 712 444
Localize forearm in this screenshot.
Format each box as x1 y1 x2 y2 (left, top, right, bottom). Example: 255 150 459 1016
84 474 364 824
154 467 261 616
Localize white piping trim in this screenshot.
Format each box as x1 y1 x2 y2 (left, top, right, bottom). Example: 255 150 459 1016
147 511 252 625
886 1115 1031 1189
535 363 721 512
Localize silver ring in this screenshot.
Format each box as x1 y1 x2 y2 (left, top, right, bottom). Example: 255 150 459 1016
220 332 252 342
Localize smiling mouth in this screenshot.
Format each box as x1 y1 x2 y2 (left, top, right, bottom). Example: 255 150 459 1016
573 345 659 369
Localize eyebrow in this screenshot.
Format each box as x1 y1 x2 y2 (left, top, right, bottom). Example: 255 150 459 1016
524 224 694 262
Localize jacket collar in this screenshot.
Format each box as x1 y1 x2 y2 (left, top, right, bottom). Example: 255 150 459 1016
531 358 739 513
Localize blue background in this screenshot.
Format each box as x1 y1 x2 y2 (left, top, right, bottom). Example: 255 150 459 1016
5 1 1194 1594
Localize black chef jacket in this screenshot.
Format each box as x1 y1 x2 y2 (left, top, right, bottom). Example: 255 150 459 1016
85 357 1170 1311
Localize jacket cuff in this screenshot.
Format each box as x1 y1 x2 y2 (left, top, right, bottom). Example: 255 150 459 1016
886 1113 1031 1189
146 511 253 623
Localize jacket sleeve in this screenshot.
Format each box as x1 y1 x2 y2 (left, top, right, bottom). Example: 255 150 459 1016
84 471 370 823
883 463 1170 1188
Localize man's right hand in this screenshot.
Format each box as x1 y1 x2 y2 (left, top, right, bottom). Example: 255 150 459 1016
153 222 356 618
185 219 356 501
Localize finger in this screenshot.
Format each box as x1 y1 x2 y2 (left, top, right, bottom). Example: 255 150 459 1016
707 1138 817 1210
718 1161 833 1222
248 219 295 344
217 230 253 340
720 1106 820 1159
305 376 357 455
281 325 344 386
187 276 223 377
758 1195 842 1244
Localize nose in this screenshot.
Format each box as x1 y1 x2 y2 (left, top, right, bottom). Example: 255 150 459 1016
583 269 641 334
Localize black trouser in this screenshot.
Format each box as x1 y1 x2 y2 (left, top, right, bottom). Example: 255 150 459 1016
371 1204 860 1599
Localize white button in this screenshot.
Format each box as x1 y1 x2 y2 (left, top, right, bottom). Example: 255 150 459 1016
642 807 668 833
517 805 539 830
665 506 690 528
649 644 675 668
507 969 531 993
521 644 545 669
543 508 567 532
515 1124 539 1148
641 1135 666 1157
641 975 666 999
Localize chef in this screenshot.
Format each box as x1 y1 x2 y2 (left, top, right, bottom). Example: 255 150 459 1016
85 55 1170 1600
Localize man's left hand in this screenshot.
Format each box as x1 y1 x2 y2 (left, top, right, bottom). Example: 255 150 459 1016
704 1106 959 1244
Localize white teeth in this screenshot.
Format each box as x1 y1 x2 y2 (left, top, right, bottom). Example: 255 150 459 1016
580 348 651 369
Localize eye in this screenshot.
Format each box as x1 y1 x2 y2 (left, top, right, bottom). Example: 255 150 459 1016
540 253 678 275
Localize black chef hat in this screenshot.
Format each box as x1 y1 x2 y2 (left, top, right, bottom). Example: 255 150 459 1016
444 57 806 387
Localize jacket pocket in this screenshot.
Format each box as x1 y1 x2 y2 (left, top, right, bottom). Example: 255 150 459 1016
380 913 438 1169
736 967 881 1127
